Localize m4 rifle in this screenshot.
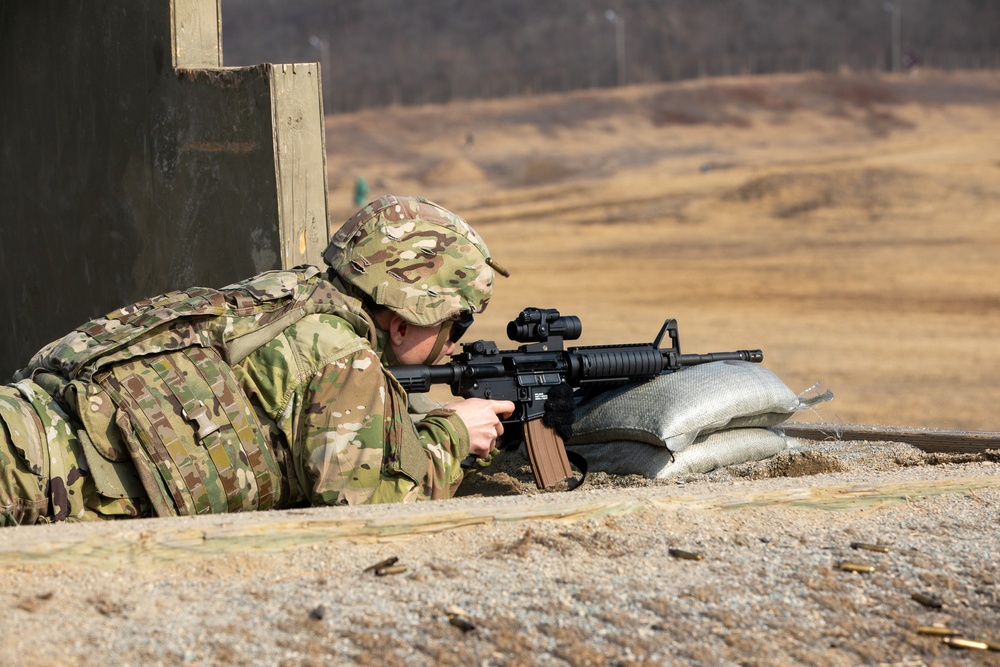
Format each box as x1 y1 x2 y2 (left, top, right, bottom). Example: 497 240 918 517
390 308 762 490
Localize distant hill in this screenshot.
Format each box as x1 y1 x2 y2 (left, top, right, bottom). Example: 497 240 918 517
220 0 999 112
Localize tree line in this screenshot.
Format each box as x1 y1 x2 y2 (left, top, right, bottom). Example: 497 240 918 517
221 0 1000 113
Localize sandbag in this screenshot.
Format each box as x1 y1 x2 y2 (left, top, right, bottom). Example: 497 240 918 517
569 428 794 479
568 360 832 453
565 360 832 478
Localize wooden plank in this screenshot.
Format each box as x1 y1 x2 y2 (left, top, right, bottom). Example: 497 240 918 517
271 62 329 269
1 475 997 569
778 422 1000 454
172 0 222 67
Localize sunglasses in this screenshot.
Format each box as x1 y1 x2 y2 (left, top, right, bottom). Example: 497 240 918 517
448 312 475 344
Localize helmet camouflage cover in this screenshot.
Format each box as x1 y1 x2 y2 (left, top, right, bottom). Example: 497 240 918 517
324 195 500 327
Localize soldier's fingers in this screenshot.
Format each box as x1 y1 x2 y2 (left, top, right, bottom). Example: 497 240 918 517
492 400 516 417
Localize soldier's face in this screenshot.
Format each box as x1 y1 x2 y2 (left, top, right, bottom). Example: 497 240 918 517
389 318 455 365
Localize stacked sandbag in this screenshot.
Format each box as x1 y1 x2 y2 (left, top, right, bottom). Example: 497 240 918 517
566 360 832 478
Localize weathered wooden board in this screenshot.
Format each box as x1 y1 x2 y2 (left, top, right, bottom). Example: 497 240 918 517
779 422 1000 454
1 475 996 569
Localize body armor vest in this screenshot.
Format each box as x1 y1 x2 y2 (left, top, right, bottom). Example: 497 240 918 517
14 267 374 517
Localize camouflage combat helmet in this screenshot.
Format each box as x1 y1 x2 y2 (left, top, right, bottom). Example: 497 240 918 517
324 195 505 327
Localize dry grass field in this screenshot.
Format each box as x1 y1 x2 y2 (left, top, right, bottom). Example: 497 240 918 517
325 70 1000 433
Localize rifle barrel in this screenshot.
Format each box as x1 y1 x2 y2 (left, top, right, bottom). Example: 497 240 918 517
677 349 763 365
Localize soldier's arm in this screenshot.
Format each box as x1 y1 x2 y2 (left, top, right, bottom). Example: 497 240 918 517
371 401 472 503
295 347 473 505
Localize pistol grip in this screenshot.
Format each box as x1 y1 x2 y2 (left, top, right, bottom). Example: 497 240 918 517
523 419 574 489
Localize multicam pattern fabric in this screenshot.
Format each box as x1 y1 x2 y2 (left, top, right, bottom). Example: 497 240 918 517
14 266 359 384
0 381 148 525
1 267 472 524
236 313 470 506
98 346 279 517
323 195 498 326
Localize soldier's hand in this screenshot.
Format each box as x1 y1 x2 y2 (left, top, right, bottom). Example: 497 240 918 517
444 398 515 459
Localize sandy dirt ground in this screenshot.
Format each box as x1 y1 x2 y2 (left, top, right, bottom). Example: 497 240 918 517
0 443 998 666
2 71 999 666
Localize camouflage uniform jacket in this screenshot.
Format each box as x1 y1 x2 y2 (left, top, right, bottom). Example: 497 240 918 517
0 266 470 525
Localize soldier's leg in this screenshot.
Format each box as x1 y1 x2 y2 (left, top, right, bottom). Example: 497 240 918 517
0 388 49 525
0 441 48 526
2 384 152 524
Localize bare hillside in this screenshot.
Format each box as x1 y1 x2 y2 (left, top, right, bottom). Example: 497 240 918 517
326 70 1000 432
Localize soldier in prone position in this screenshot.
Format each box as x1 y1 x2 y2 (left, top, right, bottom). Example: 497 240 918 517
0 195 515 525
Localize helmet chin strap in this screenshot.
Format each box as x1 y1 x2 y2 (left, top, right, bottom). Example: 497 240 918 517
422 320 453 365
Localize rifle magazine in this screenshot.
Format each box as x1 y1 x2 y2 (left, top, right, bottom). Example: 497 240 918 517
523 420 574 489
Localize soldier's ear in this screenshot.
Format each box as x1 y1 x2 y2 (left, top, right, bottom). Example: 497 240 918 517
388 314 408 347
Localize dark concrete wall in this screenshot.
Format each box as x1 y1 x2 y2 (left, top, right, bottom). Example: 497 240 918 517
0 0 328 378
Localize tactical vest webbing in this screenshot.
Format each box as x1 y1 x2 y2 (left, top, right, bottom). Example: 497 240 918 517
15 266 374 517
